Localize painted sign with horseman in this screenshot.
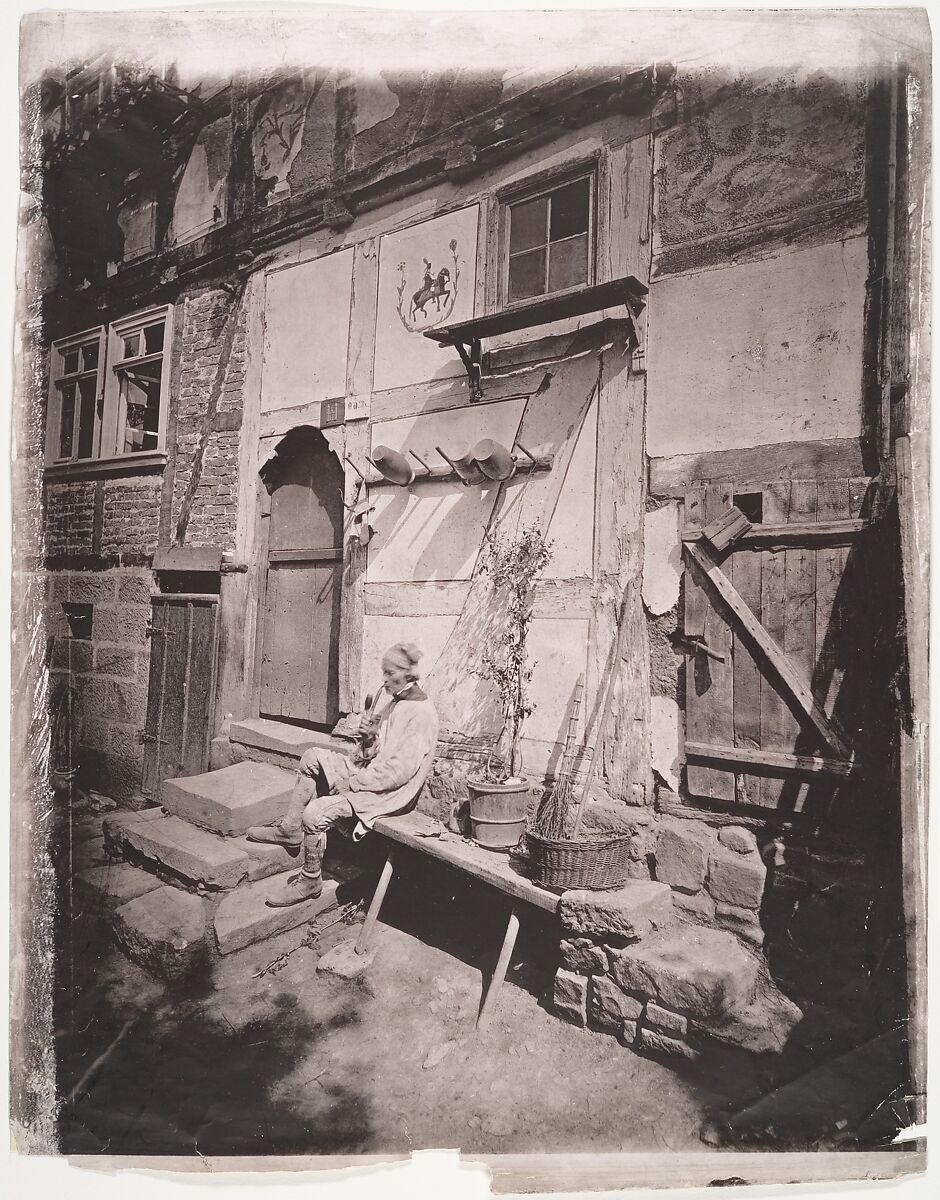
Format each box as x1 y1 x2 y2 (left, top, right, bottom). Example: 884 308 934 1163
374 205 479 391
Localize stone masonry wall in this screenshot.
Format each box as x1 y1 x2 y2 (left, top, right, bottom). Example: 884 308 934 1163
171 287 246 554
44 476 162 561
48 568 153 804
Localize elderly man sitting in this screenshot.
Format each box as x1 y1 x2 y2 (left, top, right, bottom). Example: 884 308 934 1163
247 643 439 907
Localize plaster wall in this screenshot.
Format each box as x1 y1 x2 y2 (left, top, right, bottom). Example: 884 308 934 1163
261 250 354 412
169 117 231 246
645 237 868 457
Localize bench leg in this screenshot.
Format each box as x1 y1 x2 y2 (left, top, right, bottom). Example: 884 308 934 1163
356 848 395 955
477 904 520 1030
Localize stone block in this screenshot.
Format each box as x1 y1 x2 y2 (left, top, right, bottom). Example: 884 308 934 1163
553 968 588 1026
209 736 238 770
103 806 165 855
671 890 716 922
707 844 767 909
715 902 765 947
719 825 758 855
94 646 137 677
92 604 151 646
234 836 302 881
621 1019 638 1045
645 1001 688 1037
229 718 343 760
608 925 759 1021
588 976 644 1032
117 574 153 604
317 938 376 980
638 1028 698 1061
112 885 208 980
560 880 674 941
121 813 250 889
75 862 162 917
54 572 117 603
52 639 93 673
161 761 297 837
559 937 609 975
654 821 713 893
214 876 339 954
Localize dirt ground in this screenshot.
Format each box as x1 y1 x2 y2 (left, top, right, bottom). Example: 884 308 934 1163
54 842 765 1157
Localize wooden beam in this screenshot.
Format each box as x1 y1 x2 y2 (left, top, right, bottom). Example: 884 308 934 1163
683 541 854 760
683 519 866 547
684 742 858 779
649 438 869 497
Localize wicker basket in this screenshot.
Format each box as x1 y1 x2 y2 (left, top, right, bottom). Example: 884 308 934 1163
525 830 632 891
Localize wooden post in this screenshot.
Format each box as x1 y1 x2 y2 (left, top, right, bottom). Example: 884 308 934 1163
356 849 395 955
477 905 520 1030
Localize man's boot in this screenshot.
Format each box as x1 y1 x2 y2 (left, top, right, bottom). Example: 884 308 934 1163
246 823 301 851
266 832 325 906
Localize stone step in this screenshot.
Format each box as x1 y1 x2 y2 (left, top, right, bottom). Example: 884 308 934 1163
214 875 341 955
161 760 297 837
112 885 209 981
607 923 760 1023
117 812 251 890
75 862 163 918
559 880 675 941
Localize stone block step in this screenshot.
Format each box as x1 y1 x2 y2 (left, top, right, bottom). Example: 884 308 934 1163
75 862 163 918
118 812 251 890
560 880 675 941
103 807 166 857
161 760 297 837
608 924 760 1023
229 717 349 760
214 875 340 955
112 885 209 980
230 835 303 881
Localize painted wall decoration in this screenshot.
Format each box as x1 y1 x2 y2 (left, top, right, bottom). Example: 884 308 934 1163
373 205 479 392
261 250 353 413
655 70 866 260
168 117 231 246
252 72 330 205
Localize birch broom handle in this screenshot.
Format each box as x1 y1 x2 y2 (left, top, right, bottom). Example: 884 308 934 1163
558 673 585 780
571 586 632 837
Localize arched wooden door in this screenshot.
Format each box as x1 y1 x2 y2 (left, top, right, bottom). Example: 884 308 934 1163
259 428 344 727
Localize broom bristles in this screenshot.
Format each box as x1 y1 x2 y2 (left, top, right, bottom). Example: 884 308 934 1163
531 773 575 840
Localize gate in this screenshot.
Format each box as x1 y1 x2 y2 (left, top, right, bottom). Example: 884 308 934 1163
140 592 220 797
681 477 872 814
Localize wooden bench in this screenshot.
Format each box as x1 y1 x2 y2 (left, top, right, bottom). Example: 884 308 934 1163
355 809 560 1029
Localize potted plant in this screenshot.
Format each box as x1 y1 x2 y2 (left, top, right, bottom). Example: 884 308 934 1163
467 525 552 850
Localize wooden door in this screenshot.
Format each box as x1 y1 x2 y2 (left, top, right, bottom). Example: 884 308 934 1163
259 430 344 727
681 477 872 815
141 594 220 797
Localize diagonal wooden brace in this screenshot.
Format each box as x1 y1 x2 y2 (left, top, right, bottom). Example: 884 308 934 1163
683 541 854 761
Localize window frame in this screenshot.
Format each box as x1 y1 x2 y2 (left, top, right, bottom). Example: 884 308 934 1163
45 325 106 467
497 163 598 309
45 304 173 471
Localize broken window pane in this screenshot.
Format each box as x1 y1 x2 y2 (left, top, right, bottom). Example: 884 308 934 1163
119 359 162 453
549 177 591 241
81 341 99 371
143 322 165 354
76 376 99 459
122 331 141 359
58 384 75 458
62 348 80 375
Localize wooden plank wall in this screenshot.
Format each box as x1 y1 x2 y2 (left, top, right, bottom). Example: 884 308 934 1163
684 476 871 812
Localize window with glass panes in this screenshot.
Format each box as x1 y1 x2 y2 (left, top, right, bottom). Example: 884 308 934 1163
112 315 166 454
47 307 171 466
50 332 105 462
504 173 594 304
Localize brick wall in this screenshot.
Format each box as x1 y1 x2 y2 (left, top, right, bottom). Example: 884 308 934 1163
48 568 153 803
171 287 246 553
44 481 96 557
100 477 162 557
